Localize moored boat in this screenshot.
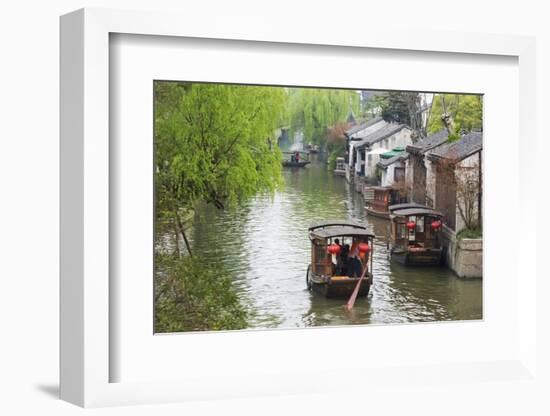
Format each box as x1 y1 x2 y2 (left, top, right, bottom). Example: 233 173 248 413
306 220 375 298
333 157 346 176
388 206 444 266
364 186 407 219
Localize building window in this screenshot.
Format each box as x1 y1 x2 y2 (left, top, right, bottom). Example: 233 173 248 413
394 167 405 182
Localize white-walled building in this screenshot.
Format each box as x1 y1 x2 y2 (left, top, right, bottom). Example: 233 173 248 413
353 123 412 179
377 150 408 187
345 116 387 176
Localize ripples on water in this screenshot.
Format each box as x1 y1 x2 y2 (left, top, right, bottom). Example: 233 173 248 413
187 156 482 329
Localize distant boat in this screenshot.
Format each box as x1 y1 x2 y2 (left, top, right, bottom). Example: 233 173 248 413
282 160 310 168
282 151 309 168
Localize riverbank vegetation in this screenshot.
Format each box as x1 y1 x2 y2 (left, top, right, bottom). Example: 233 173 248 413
154 81 286 331
155 255 249 332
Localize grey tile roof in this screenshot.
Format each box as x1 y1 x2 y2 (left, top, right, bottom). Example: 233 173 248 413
377 151 408 168
355 123 408 149
428 131 482 162
345 116 384 138
406 129 449 154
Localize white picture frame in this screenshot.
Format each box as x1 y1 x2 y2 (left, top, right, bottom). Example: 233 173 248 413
60 8 539 408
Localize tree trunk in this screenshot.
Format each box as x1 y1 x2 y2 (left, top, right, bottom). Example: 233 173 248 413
175 211 193 257
440 96 455 136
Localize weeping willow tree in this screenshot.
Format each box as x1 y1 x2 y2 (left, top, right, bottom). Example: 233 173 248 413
154 81 286 332
287 88 360 147
155 82 286 249
427 94 483 137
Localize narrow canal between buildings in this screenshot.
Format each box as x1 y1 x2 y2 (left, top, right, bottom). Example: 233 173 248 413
188 156 482 329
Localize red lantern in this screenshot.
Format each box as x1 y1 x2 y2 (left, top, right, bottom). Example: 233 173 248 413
327 244 341 255
358 242 370 253
406 221 416 230
431 220 442 230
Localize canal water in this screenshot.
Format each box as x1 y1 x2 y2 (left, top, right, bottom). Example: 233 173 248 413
188 156 482 329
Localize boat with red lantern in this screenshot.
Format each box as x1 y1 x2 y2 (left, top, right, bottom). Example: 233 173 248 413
306 220 375 298
388 206 444 266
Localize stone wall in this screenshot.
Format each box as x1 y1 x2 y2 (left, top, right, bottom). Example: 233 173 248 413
441 225 482 278
454 238 483 278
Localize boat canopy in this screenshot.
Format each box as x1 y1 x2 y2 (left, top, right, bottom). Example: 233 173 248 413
310 226 375 240
391 207 443 217
309 221 375 240
388 202 429 212
308 219 365 231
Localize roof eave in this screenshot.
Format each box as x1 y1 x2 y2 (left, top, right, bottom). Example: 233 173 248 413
406 145 424 154
428 145 482 163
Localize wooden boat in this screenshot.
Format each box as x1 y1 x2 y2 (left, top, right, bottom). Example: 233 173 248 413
306 220 375 298
388 206 444 266
364 186 408 219
282 151 310 168
282 160 311 168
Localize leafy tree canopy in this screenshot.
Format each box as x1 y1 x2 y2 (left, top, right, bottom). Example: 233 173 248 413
428 94 483 135
155 82 286 216
287 88 360 146
371 91 423 131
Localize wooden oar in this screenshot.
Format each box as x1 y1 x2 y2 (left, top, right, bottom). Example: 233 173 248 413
345 263 369 312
